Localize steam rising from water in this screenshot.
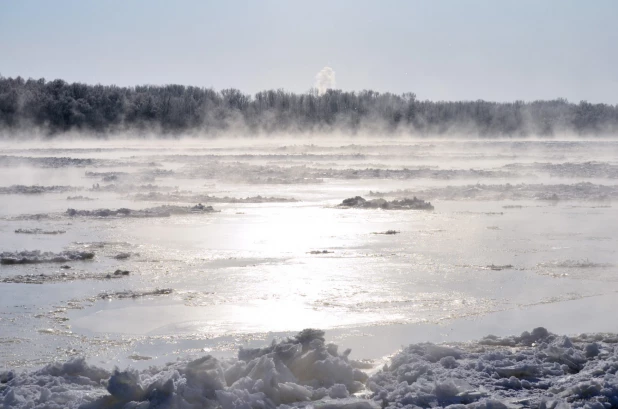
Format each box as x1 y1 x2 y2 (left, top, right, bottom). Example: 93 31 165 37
2 138 618 374
315 66 336 95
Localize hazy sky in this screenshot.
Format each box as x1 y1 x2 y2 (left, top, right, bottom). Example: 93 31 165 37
1 0 616 103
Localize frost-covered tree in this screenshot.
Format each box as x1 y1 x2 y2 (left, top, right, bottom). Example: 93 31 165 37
0 75 617 137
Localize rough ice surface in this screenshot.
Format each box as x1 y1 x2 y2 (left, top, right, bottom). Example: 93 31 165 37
0 250 95 265
537 260 613 269
131 192 297 203
339 196 434 210
67 196 96 201
0 155 122 168
65 205 216 218
5 328 618 409
0 185 78 194
96 288 173 300
0 329 371 409
0 269 131 284
179 161 516 184
350 328 618 409
14 228 66 235
372 230 400 235
369 182 618 202
89 184 187 194
367 327 618 409
503 162 618 179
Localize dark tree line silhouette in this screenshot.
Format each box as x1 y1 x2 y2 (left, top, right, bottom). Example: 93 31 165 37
0 75 617 137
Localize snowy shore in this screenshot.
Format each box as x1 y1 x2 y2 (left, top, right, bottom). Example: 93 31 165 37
3 327 618 409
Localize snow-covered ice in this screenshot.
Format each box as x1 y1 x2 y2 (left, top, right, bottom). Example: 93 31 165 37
0 250 95 265
339 196 434 210
5 328 618 408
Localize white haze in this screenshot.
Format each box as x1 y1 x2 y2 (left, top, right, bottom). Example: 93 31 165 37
315 66 336 94
1 136 618 408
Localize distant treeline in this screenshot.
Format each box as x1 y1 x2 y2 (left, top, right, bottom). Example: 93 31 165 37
0 75 617 136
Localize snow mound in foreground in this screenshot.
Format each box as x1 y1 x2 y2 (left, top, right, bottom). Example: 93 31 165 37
3 328 618 409
370 327 618 409
1 329 369 409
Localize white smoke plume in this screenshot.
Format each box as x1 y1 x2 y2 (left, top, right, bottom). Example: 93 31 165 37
315 66 336 95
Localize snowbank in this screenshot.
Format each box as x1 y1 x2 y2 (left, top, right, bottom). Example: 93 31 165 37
1 329 370 409
5 328 618 409
368 327 618 409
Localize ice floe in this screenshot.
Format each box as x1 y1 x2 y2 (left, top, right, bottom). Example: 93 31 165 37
0 270 130 284
65 205 216 218
538 260 613 269
14 228 66 235
67 196 96 201
369 183 618 202
131 192 297 203
0 185 78 194
339 196 434 210
96 288 173 300
0 250 95 265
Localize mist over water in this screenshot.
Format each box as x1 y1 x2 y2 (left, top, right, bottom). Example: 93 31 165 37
2 136 618 408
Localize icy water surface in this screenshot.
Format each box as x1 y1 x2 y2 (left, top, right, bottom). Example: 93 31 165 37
1 138 618 371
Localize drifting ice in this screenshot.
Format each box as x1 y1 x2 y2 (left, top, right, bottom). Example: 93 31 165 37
0 250 95 265
339 196 434 210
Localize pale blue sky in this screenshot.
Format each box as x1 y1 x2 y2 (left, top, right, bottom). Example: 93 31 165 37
1 1 616 103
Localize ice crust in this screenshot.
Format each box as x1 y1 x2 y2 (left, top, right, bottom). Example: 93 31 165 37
368 327 618 409
0 250 95 265
369 183 618 202
11 205 218 220
65 205 216 218
0 155 127 168
0 185 78 194
97 288 173 300
14 228 66 235
0 269 130 284
5 328 618 409
339 196 434 210
0 329 371 409
503 162 618 179
180 162 515 184
131 192 297 204
67 196 96 201
89 184 186 194
537 260 613 269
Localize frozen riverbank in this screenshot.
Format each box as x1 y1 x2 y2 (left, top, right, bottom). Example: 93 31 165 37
3 326 618 409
